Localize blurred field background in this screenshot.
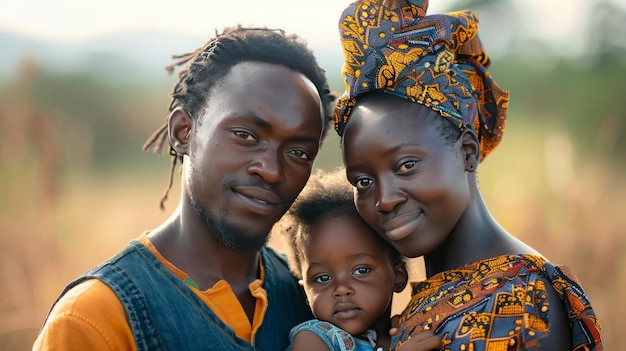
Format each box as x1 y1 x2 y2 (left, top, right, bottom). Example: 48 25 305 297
1 0 625 350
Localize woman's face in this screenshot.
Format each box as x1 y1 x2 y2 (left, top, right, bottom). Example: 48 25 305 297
341 93 471 258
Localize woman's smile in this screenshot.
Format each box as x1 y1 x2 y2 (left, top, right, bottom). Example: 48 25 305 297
381 210 424 242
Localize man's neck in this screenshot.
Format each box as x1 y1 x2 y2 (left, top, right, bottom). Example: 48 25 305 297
147 209 262 290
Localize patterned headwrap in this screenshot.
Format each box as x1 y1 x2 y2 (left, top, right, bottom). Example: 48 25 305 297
334 0 509 160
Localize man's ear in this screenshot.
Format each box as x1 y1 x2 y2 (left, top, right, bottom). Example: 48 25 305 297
168 107 193 155
393 261 409 293
460 128 480 172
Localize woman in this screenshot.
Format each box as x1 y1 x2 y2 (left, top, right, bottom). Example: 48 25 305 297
333 0 603 349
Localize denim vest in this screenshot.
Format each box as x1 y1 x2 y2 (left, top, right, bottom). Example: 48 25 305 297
47 240 313 350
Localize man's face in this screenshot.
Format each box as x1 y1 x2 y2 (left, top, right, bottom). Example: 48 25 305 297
184 61 324 251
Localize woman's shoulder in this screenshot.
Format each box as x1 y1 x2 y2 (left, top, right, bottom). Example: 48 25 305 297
403 254 602 349
474 254 603 350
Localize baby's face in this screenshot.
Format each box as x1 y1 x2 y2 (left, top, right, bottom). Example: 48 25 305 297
299 213 402 336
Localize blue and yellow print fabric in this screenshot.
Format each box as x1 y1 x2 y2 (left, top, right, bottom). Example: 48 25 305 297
335 0 509 160
394 254 603 350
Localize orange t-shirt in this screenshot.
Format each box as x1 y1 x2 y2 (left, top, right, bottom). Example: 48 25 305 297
33 233 268 350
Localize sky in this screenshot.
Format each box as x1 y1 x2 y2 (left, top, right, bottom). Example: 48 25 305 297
0 0 598 48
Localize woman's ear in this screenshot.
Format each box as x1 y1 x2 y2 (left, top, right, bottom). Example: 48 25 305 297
168 107 193 155
460 128 480 172
393 261 409 293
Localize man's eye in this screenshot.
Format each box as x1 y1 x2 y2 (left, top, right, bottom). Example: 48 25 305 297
353 267 371 276
234 131 254 141
290 149 310 160
313 274 331 283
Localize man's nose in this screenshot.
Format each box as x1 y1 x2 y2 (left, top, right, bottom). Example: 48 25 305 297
248 147 284 183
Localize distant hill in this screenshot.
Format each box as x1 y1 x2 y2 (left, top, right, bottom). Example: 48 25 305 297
0 28 344 89
0 29 205 80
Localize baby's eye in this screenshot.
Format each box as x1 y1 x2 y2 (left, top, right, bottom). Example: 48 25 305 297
354 177 372 190
353 267 371 276
313 274 331 283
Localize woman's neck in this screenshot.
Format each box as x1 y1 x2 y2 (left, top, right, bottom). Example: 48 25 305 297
424 192 504 276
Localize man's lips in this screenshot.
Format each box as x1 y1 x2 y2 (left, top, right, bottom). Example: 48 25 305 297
233 186 282 215
380 210 424 241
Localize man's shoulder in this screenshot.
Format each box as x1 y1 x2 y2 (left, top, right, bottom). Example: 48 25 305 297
49 239 151 317
260 246 302 287
54 279 123 313
45 279 128 335
261 245 288 262
261 246 292 274
34 279 134 350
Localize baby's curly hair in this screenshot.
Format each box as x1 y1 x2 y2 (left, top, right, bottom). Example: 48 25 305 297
275 168 402 279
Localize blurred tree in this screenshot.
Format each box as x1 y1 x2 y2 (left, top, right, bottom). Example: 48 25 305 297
588 0 626 66
0 58 65 210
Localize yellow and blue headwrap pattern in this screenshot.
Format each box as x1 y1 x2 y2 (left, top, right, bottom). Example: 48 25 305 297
335 0 509 160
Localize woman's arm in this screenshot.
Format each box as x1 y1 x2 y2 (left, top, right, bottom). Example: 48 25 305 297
536 277 571 350
392 330 441 351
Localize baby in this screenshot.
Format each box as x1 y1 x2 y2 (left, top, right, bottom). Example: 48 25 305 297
277 169 440 351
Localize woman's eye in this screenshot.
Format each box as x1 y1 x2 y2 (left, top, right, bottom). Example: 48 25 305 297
313 274 331 283
398 160 417 172
353 267 371 276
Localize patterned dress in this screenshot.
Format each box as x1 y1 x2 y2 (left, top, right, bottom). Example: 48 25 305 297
393 254 602 350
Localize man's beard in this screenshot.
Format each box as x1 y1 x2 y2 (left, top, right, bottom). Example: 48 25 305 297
190 197 269 252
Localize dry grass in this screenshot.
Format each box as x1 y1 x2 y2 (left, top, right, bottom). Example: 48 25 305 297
0 124 622 350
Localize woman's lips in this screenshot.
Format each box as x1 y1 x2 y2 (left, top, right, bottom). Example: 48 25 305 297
381 211 424 241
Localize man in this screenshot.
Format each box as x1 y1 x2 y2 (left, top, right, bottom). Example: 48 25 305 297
33 26 335 350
